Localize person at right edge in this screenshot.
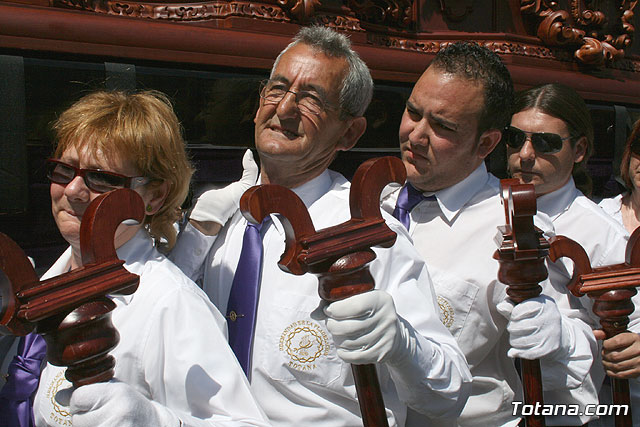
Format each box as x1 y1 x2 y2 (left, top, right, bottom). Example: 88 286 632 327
507 83 638 426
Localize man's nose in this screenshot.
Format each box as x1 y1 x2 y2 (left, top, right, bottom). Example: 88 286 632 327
409 119 430 146
276 90 300 119
519 138 536 161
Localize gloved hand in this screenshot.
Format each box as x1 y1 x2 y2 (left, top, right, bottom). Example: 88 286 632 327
68 381 180 427
497 294 571 360
323 290 412 365
190 149 258 235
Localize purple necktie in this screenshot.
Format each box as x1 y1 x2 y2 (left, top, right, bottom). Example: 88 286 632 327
392 184 435 231
0 333 47 427
227 219 266 377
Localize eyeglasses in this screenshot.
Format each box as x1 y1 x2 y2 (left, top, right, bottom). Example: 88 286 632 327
46 159 150 193
503 126 571 154
259 79 337 116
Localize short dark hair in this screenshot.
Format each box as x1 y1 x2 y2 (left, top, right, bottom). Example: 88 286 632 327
514 83 594 195
429 41 514 135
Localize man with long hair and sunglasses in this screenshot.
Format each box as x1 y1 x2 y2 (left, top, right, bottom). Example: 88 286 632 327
171 25 472 426
508 83 638 426
380 44 600 425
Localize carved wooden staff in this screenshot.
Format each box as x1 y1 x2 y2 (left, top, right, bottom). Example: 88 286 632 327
0 188 145 387
239 156 406 427
549 228 640 427
494 179 549 427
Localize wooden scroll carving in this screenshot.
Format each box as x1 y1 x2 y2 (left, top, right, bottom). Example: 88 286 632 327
0 188 145 387
521 0 637 66
494 178 550 427
549 228 640 427
239 156 406 427
346 0 413 29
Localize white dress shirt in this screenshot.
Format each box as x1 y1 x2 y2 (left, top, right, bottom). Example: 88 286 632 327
540 180 631 329
380 164 599 426
173 169 472 427
33 229 270 427
598 193 624 227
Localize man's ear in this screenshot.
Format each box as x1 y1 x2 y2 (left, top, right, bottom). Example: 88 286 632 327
573 136 588 164
477 128 503 160
145 181 170 215
337 116 367 152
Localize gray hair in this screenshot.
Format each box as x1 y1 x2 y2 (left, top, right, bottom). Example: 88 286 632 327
271 26 373 119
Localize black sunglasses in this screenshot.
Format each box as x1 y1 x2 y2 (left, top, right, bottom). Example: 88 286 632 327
46 159 150 193
503 126 571 154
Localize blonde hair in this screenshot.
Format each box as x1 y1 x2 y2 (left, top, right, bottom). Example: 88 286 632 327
52 90 194 249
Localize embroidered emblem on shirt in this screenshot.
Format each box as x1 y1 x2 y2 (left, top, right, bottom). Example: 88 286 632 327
279 320 330 372
437 295 455 329
45 370 72 426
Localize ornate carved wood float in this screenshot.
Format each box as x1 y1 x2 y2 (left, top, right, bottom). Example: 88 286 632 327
0 0 638 103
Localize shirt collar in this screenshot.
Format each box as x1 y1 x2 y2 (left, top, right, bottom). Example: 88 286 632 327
535 177 578 220
429 163 490 222
258 170 333 235
115 228 155 276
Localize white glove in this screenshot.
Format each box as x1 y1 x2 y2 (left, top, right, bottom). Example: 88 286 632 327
497 294 571 360
321 290 470 418
323 290 416 365
189 149 258 233
68 380 180 427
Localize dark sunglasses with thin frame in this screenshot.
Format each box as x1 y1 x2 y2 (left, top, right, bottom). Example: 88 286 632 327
503 126 571 154
46 159 150 193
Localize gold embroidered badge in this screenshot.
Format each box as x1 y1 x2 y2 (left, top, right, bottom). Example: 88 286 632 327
279 320 330 372
46 370 71 426
437 295 455 329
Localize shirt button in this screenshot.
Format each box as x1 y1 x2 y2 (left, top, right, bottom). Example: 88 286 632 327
228 311 238 322
195 248 203 256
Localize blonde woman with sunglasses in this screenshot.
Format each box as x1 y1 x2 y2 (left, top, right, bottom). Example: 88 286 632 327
0 90 269 427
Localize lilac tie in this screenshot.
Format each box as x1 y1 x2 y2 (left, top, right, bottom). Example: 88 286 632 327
392 184 435 231
226 219 266 377
0 333 47 427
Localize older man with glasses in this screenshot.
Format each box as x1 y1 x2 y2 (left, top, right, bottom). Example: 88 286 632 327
171 25 472 426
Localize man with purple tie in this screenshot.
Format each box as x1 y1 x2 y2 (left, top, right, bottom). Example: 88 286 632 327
379 42 600 426
172 26 472 426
